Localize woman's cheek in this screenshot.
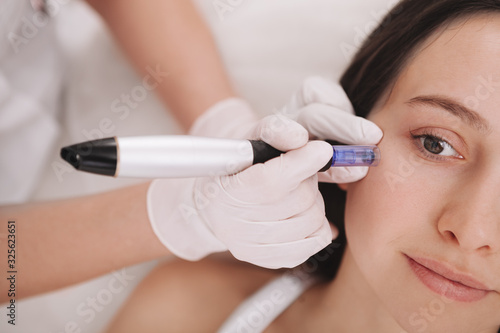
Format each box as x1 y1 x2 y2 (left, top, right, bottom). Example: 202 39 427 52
343 130 435 262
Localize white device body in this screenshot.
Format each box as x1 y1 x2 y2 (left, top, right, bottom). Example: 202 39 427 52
116 136 254 178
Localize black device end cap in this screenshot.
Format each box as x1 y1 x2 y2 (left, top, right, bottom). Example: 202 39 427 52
249 140 332 172
249 140 283 164
60 137 117 176
60 146 81 169
319 157 333 172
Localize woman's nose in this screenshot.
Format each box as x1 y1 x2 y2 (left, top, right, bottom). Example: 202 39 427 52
437 172 500 254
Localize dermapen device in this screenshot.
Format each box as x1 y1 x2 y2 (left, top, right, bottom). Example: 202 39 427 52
60 136 381 178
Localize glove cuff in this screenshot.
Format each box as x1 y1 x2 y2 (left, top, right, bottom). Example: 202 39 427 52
147 179 227 261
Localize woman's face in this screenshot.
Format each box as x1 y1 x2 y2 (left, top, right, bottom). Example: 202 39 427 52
343 15 500 333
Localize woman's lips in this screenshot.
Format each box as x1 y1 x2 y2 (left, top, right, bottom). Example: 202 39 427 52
405 255 490 302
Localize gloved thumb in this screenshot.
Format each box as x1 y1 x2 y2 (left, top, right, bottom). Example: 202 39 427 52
230 140 333 202
283 76 355 117
252 114 309 151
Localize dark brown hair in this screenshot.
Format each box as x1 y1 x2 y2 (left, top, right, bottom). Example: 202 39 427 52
308 0 500 291
343 0 500 118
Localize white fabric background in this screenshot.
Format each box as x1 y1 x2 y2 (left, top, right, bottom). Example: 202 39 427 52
0 0 63 204
1 0 395 332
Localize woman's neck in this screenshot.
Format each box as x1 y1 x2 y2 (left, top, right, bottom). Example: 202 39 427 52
302 246 405 332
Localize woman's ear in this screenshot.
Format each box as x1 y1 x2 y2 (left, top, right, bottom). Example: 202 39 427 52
337 183 348 191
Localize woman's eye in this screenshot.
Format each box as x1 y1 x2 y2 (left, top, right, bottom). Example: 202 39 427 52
417 135 462 158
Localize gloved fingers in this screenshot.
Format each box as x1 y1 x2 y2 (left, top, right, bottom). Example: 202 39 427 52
229 219 333 269
329 222 339 240
265 140 332 188
188 97 259 139
283 76 355 117
223 141 332 201
296 103 383 143
318 166 369 184
253 176 319 219
219 191 327 244
251 114 309 151
218 175 318 220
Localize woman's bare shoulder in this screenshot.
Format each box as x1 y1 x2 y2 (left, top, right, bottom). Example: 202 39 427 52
106 255 281 333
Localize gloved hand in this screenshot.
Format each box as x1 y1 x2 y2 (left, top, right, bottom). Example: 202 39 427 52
188 97 259 139
281 76 384 183
189 96 312 151
147 116 334 269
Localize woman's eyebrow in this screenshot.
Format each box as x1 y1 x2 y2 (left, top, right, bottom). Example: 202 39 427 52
406 95 490 133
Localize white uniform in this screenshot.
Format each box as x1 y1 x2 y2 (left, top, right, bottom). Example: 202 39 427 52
0 0 63 204
0 3 160 333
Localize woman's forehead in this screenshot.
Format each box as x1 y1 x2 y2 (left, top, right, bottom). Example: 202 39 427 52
388 14 500 126
413 14 500 68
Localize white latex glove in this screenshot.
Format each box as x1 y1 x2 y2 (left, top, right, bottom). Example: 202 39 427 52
148 117 334 269
281 76 384 183
189 97 309 151
188 97 259 139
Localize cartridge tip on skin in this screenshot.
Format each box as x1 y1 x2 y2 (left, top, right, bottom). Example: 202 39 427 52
370 146 381 166
331 145 381 167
